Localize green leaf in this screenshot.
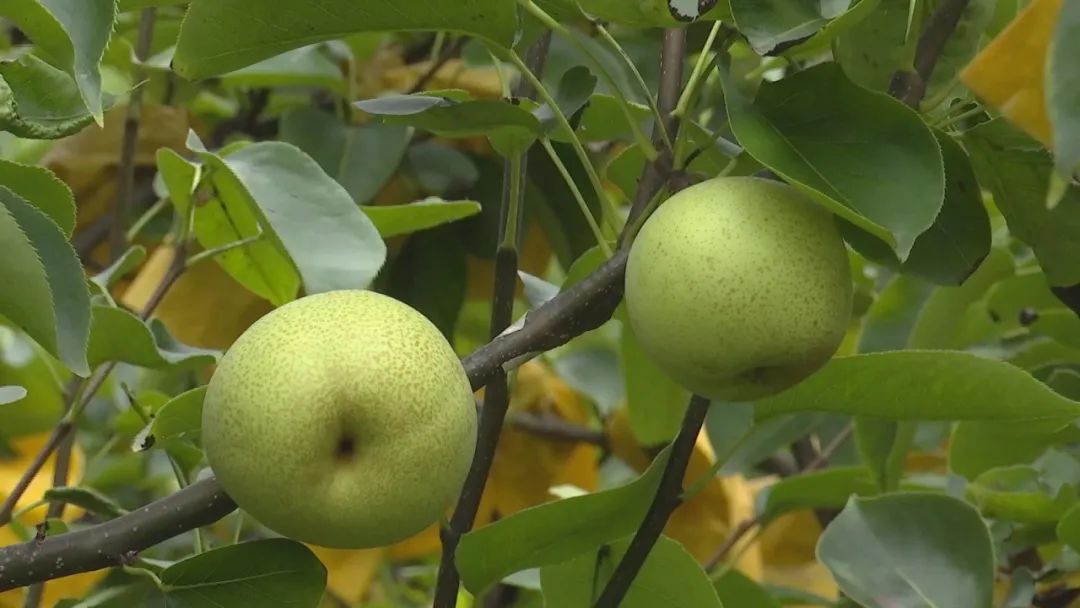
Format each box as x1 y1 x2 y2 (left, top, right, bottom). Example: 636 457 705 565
540 535 722 608
407 141 480 196
89 246 147 297
906 248 1016 349
858 274 935 353
564 94 652 144
160 538 327 607
923 0 996 98
173 0 517 79
755 351 1080 421
575 0 719 27
43 485 127 518
1056 502 1080 552
156 147 200 213
1049 0 1080 175
714 568 782 608
540 65 598 137
731 0 852 54
817 493 995 608
136 386 206 452
721 62 944 260
86 305 218 370
966 465 1074 524
619 313 689 445
950 417 1080 479
3 0 115 122
964 120 1080 286
781 0 884 57
356 95 540 152
709 409 832 475
363 199 482 239
279 107 408 204
835 0 992 100
456 447 671 594
0 53 102 139
220 45 346 93
760 466 879 522
198 141 387 297
0 385 27 405
0 328 66 438
0 160 75 235
844 131 992 285
855 418 914 492
385 226 466 339
0 187 90 375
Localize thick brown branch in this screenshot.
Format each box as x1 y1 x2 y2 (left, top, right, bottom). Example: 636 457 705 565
0 478 236 590
889 0 972 107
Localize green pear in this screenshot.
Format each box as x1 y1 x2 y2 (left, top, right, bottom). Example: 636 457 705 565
202 290 477 549
625 176 853 402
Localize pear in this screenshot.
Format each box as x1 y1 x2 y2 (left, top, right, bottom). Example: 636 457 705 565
202 290 476 548
625 176 852 402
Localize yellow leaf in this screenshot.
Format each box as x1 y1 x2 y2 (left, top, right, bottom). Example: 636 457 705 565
486 361 600 516
467 221 552 301
309 546 384 605
0 434 105 607
389 361 599 562
605 407 764 576
120 244 273 350
757 510 838 603
381 59 504 100
43 104 190 268
960 0 1062 147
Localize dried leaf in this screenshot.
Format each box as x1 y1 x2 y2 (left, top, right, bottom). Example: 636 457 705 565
961 0 1061 146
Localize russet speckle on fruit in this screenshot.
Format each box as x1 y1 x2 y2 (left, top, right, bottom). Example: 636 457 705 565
625 176 853 402
202 290 477 549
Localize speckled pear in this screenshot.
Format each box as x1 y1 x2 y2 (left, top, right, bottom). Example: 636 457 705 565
625 177 852 402
202 290 477 549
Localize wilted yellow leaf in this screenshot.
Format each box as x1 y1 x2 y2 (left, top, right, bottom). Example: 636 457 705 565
467 222 552 301
961 0 1062 147
309 546 384 605
0 434 105 607
120 244 273 350
390 361 598 562
606 407 764 576
381 58 504 100
44 104 190 268
485 361 600 516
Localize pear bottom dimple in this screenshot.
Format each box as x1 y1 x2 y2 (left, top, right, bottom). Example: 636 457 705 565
202 290 477 549
625 176 853 402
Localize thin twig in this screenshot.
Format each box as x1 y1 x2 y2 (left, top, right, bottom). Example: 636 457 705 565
888 0 973 107
593 395 711 608
432 32 552 608
108 8 157 261
620 28 686 244
511 413 607 448
407 36 467 94
0 246 187 529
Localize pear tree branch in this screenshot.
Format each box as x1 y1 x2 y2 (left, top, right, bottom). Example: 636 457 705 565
0 246 188 530
888 0 973 107
0 18 692 597
593 395 711 608
109 7 158 261
433 32 552 608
